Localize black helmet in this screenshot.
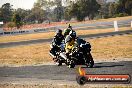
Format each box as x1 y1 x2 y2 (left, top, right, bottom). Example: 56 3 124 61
56 29 62 35
68 24 72 29
67 24 73 31
65 35 72 43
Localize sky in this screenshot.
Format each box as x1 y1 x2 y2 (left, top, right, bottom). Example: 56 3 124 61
0 0 116 10
0 0 37 9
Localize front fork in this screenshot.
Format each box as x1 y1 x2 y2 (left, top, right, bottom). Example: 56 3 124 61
83 51 93 64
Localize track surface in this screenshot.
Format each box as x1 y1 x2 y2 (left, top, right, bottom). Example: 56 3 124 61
0 30 132 48
59 19 132 29
0 61 132 84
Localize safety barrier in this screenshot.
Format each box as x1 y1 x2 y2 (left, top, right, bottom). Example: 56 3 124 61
0 26 57 36
0 20 131 36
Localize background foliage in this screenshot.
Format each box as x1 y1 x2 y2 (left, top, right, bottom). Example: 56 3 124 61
0 0 131 27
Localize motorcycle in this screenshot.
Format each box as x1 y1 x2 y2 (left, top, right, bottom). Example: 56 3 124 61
49 42 75 68
69 41 94 68
49 39 94 68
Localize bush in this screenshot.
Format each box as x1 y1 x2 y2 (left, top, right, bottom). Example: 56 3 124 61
103 15 110 19
4 22 15 29
114 13 128 17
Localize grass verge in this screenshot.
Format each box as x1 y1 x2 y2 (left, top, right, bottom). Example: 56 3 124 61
0 34 131 66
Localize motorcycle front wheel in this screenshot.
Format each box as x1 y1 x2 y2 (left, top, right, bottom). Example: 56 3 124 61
56 59 62 66
67 60 75 68
86 53 94 68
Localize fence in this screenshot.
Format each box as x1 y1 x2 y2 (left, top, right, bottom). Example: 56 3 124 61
0 20 131 36
0 26 57 36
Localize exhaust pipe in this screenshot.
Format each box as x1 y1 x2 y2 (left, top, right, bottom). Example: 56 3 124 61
49 52 56 58
60 52 67 60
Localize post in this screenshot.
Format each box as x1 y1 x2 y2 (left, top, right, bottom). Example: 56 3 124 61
131 21 132 28
0 22 4 35
114 21 118 31
0 21 3 25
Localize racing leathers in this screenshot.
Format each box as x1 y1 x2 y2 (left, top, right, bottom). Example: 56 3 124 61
49 30 64 59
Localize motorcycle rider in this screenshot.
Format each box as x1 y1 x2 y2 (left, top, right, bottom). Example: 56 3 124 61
63 24 73 38
49 25 94 67
76 37 94 67
49 29 64 60
65 30 94 67
65 30 77 59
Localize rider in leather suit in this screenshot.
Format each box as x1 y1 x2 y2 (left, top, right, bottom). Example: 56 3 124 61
49 29 64 59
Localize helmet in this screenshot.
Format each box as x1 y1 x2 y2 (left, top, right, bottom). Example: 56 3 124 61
56 29 62 35
64 28 71 37
65 35 72 43
69 30 76 38
68 24 72 30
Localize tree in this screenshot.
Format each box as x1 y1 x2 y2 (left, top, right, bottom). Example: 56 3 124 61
36 0 54 10
15 8 30 23
0 3 13 23
21 10 34 24
109 3 116 17
98 2 110 19
4 22 15 30
28 2 46 23
88 0 101 20
53 0 64 21
69 0 100 21
0 8 2 21
68 1 84 21
64 0 73 6
125 0 132 15
12 13 22 29
35 0 55 22
64 7 72 21
115 0 132 15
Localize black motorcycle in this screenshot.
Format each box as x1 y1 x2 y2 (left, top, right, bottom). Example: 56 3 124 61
70 41 94 68
49 39 94 68
49 42 76 68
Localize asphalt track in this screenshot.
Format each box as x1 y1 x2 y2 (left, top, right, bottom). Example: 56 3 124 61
0 30 132 48
58 19 132 29
0 61 132 84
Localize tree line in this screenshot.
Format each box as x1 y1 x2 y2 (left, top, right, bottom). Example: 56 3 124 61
0 0 131 29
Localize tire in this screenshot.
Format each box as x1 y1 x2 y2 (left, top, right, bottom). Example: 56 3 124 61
86 53 94 68
85 58 94 68
68 60 75 68
76 76 87 85
68 63 75 68
88 60 94 68
85 62 89 67
56 60 62 66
